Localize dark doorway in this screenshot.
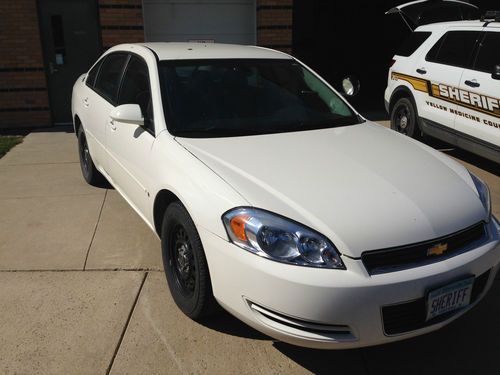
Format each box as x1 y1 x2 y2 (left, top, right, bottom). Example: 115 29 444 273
292 0 498 114
38 0 101 124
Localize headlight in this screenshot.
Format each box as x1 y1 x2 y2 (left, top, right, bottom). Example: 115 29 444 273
222 207 345 269
469 172 491 222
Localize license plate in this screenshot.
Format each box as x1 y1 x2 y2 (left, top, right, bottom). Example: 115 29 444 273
426 277 474 321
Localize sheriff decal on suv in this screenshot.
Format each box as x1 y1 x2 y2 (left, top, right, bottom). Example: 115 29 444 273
385 9 500 163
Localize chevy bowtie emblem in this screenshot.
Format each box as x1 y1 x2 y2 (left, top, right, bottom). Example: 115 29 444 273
427 243 448 256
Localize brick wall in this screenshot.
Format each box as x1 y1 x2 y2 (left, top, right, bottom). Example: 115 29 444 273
256 0 293 53
0 0 50 129
98 0 144 49
0 0 145 129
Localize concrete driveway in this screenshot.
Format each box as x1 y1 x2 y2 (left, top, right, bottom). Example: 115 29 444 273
0 126 499 374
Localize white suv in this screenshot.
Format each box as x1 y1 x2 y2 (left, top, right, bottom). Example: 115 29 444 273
385 11 500 163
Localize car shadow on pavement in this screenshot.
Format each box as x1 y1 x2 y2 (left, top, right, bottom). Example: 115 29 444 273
422 136 499 176
200 308 271 341
273 281 500 375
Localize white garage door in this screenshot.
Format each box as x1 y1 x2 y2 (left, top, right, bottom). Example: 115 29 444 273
143 0 256 45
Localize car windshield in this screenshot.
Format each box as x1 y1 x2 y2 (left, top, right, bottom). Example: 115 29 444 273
158 58 361 137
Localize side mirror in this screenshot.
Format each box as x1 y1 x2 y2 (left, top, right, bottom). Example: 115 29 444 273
341 76 360 97
492 65 500 81
110 104 144 126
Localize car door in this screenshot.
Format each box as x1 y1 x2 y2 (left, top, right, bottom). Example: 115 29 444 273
455 30 500 151
414 29 482 130
105 54 156 219
86 53 129 173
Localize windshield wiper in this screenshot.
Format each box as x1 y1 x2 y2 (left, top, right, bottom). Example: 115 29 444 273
174 127 264 138
289 117 360 131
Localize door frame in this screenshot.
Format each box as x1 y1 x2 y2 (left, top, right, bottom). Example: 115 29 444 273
36 0 102 126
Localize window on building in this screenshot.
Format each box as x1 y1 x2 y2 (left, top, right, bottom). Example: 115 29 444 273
426 31 481 68
118 55 154 134
94 53 129 103
473 32 500 74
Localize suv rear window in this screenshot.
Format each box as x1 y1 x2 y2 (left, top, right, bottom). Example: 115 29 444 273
473 32 500 74
396 31 431 57
426 31 481 68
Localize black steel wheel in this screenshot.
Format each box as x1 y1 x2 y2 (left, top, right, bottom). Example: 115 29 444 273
161 201 217 319
170 224 196 297
77 126 105 186
390 97 421 139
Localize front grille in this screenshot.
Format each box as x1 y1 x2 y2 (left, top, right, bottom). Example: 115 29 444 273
382 269 491 335
362 222 486 274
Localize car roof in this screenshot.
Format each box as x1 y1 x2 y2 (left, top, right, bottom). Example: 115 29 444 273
114 42 293 61
417 20 500 31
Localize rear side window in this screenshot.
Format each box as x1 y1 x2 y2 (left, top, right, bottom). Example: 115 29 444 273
426 31 481 68
94 53 129 103
474 32 500 74
86 59 102 88
396 31 431 57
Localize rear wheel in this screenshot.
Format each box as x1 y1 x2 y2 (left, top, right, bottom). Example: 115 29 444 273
161 201 217 319
390 97 421 139
77 126 105 186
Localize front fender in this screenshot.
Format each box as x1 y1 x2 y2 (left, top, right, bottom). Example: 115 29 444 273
149 132 250 240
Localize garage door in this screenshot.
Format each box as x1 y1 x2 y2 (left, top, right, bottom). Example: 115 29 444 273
143 0 256 44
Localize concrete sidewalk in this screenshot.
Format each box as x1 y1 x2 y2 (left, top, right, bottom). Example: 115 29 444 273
0 130 498 374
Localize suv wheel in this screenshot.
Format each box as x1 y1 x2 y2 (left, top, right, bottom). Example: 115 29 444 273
390 97 421 139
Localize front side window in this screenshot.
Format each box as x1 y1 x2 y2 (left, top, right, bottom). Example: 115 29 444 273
426 31 481 68
118 55 154 133
158 59 360 138
473 32 500 74
94 53 129 103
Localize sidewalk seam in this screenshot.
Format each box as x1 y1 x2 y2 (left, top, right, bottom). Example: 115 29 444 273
83 189 108 270
106 271 148 375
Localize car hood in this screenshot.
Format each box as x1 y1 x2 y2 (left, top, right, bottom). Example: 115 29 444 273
176 122 486 258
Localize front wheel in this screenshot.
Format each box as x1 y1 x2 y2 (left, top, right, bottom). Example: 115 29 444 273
390 97 421 139
161 201 217 319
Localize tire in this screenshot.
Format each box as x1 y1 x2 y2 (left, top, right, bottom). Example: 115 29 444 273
77 126 105 186
390 97 421 139
161 201 217 319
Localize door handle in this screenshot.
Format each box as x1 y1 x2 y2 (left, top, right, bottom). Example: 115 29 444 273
416 68 427 75
49 62 59 75
464 79 480 88
109 119 116 131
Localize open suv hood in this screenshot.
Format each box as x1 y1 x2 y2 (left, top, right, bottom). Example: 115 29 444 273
386 0 480 30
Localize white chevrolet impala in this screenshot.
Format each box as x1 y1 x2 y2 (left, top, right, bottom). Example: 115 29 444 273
72 43 500 349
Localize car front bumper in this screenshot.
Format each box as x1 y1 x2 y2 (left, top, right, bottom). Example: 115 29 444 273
200 218 500 349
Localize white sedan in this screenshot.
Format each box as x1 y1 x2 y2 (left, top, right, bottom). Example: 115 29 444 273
71 43 500 349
